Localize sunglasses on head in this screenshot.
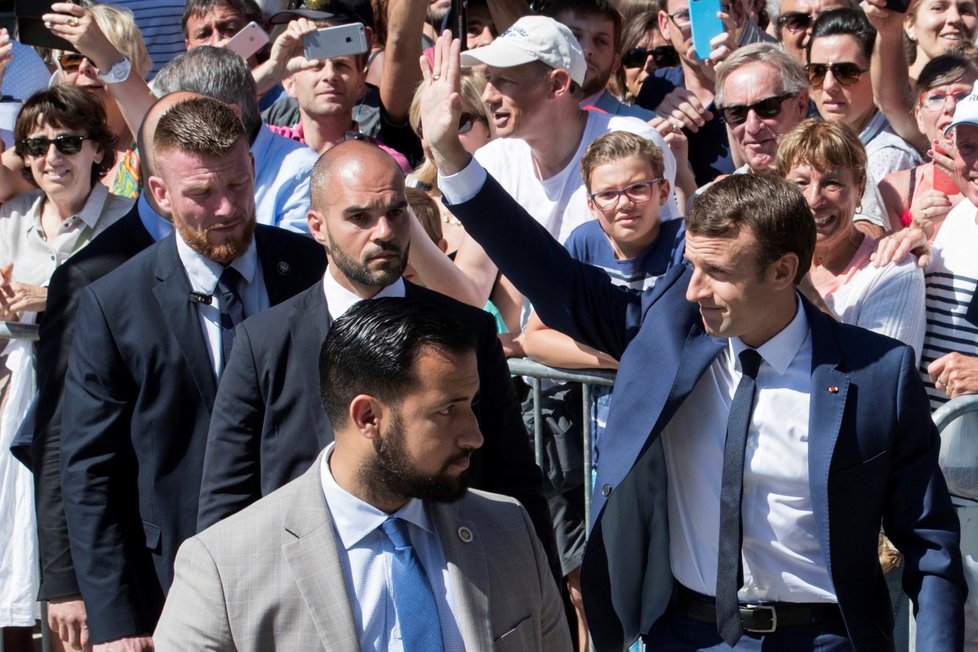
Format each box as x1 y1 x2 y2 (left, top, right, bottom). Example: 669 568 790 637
622 45 679 69
719 93 796 125
416 112 485 139
777 11 815 32
19 135 91 157
804 62 866 88
57 52 90 72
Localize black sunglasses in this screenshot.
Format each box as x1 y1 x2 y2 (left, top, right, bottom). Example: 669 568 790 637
622 45 679 69
416 112 485 139
777 11 815 32
719 94 796 125
804 62 867 88
19 135 91 157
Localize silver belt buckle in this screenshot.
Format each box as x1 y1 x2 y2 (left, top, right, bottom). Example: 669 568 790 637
742 604 778 633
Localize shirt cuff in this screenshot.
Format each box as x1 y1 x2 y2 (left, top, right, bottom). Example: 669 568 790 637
437 158 488 206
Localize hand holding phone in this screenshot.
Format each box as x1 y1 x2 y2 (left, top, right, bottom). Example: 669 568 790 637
688 0 724 61
224 21 269 60
303 23 368 61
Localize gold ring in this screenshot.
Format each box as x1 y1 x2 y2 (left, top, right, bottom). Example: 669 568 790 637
67 17 78 26
432 74 440 80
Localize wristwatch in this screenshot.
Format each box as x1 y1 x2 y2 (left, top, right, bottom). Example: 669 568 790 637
98 57 132 85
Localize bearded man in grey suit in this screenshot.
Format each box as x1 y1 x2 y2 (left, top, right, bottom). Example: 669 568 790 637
154 297 570 651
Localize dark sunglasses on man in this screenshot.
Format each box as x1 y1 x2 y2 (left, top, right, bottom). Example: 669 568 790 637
19 135 91 157
718 94 798 126
776 11 816 32
621 45 679 69
803 61 866 88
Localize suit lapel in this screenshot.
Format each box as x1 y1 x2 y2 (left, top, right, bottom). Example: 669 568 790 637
430 501 493 650
289 284 334 448
256 226 305 305
151 236 218 407
803 299 849 575
283 461 360 651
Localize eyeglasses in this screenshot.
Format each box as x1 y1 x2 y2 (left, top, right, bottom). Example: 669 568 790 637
19 135 91 157
777 11 816 32
804 62 867 88
416 112 486 139
719 93 796 125
622 46 680 69
57 52 90 72
667 10 693 27
589 179 663 209
918 89 971 111
667 3 730 29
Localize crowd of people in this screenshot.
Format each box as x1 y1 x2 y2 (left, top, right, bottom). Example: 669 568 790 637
0 0 975 649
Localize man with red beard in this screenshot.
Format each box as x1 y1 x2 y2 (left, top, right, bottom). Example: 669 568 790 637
59 96 326 652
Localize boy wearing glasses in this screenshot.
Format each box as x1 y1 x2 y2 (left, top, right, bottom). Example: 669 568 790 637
523 131 684 650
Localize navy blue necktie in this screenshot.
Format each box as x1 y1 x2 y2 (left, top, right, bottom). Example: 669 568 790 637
716 348 763 646
380 517 445 651
217 266 245 372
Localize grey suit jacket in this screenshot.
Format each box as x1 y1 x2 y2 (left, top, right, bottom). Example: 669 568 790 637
155 456 571 651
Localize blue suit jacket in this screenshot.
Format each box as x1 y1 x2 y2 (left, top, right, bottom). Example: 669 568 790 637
59 226 326 644
447 172 966 652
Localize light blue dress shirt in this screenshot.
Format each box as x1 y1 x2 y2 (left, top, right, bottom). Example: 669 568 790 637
319 444 466 652
251 124 318 235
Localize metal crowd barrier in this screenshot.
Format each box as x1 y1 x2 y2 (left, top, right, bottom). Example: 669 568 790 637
506 357 616 533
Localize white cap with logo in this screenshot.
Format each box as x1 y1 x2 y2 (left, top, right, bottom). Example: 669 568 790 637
459 15 587 86
945 80 978 135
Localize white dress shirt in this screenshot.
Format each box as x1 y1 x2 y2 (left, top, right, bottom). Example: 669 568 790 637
175 233 269 376
319 444 465 652
322 267 406 321
661 297 837 603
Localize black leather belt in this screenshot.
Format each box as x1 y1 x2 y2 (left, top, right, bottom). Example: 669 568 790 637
671 584 842 634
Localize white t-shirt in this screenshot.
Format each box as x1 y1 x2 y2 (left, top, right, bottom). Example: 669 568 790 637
474 110 680 243
822 236 926 362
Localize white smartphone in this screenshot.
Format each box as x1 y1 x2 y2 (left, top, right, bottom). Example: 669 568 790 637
224 21 269 60
303 23 368 61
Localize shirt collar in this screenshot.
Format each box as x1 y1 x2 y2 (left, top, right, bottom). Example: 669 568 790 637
319 443 433 550
322 269 406 320
137 194 174 243
174 229 259 295
75 183 110 229
729 295 808 375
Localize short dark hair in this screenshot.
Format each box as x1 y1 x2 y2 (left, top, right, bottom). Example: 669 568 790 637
181 0 264 38
686 174 815 285
14 86 117 188
915 48 978 97
807 8 876 63
546 0 624 52
320 297 477 428
153 96 246 167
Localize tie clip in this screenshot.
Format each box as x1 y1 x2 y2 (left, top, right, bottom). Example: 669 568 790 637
190 292 213 305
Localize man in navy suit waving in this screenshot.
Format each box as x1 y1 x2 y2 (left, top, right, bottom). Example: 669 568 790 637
420 32 966 652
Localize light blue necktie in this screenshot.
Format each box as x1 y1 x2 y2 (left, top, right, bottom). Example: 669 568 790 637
381 517 445 651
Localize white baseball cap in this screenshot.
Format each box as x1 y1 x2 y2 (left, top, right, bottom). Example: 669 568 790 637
459 15 587 86
945 80 978 135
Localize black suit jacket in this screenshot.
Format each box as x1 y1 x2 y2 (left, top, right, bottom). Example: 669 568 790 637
59 226 325 644
34 204 154 601
197 281 555 566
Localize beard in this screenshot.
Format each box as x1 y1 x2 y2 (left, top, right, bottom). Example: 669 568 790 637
326 227 409 289
175 212 257 265
359 410 471 504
